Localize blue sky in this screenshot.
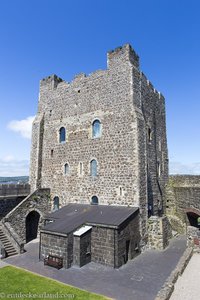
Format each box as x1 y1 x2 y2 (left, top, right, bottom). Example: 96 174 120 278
0 0 200 176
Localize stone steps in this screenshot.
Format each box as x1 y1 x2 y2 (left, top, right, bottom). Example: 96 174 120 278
0 227 18 257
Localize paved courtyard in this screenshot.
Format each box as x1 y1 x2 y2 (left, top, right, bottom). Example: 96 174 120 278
3 235 187 300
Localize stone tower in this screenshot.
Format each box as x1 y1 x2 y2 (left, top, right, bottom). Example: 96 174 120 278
30 44 168 243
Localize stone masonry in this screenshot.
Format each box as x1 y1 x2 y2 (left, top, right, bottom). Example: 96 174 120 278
30 44 168 246
3 188 51 243
0 184 30 220
166 175 200 233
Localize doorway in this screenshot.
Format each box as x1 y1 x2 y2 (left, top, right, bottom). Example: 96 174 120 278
26 211 40 243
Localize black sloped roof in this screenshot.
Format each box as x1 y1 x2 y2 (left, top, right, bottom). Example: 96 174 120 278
42 203 139 234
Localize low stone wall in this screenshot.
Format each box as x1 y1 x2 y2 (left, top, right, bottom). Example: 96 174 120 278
0 241 6 259
187 226 200 250
155 247 193 300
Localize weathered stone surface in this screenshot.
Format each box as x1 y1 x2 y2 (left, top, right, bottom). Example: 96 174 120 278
3 189 51 242
73 230 92 267
0 241 6 259
166 175 200 232
0 184 30 219
40 232 68 268
148 216 172 250
29 44 168 247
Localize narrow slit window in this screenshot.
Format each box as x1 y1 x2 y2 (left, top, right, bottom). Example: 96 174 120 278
120 187 122 196
80 162 83 175
53 196 59 211
64 163 69 175
148 127 152 142
90 159 97 177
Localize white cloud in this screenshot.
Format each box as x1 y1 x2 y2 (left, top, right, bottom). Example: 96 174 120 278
8 116 35 139
2 155 15 162
169 161 200 175
0 158 29 177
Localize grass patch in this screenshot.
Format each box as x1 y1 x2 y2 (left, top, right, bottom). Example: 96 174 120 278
0 266 109 300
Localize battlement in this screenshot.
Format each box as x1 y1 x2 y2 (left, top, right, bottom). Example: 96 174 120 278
40 74 64 89
140 71 164 100
107 44 139 69
39 44 140 91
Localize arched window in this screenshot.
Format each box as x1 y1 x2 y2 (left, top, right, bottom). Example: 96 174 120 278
64 163 69 175
53 196 59 211
91 195 98 205
92 120 101 138
59 127 66 143
90 159 97 177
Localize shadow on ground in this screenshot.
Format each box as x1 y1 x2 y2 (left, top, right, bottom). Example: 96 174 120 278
4 235 186 300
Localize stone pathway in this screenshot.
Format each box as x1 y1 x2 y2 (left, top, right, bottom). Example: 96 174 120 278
170 253 200 300
3 236 187 300
0 260 8 268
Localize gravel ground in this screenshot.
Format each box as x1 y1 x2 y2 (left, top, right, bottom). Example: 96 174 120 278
170 253 200 300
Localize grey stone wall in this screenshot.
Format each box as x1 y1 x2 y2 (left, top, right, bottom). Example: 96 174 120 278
0 184 30 219
91 226 115 267
187 226 200 251
3 188 51 242
0 184 30 197
117 213 140 267
0 197 24 220
29 44 168 244
148 215 172 250
40 232 68 268
166 175 200 232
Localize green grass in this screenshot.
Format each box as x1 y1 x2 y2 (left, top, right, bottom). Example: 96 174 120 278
0 266 109 300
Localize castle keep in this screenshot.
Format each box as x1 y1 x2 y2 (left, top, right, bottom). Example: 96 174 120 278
0 44 172 267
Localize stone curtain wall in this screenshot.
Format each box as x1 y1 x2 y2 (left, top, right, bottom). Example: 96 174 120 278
3 188 51 242
0 184 30 219
166 175 200 232
0 184 30 197
0 197 23 220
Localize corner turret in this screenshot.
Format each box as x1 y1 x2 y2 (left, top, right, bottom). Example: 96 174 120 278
107 44 139 69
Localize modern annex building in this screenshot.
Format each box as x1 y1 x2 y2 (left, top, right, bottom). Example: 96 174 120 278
0 44 172 268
